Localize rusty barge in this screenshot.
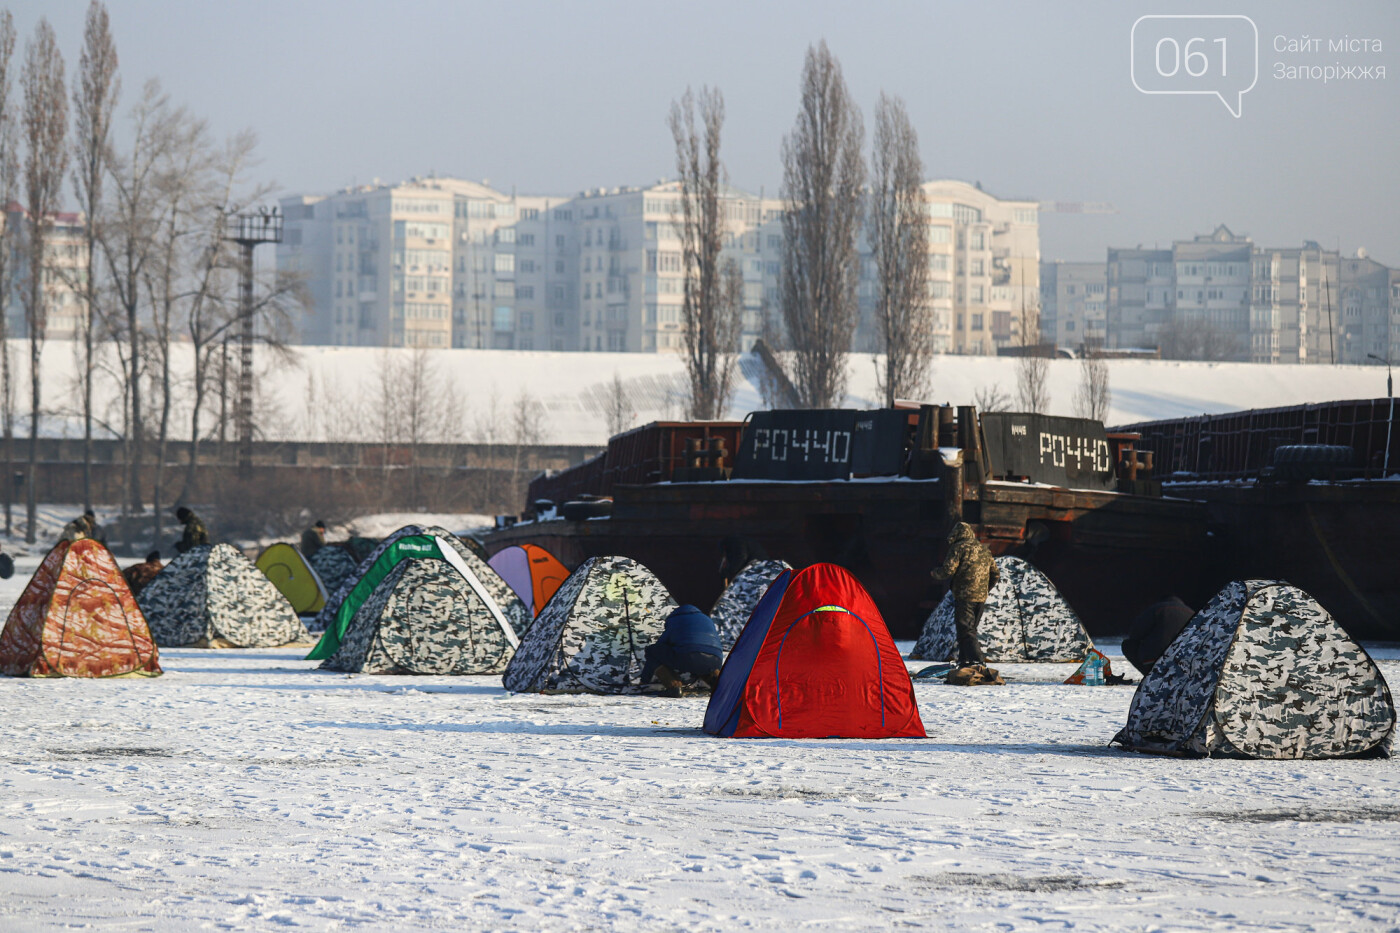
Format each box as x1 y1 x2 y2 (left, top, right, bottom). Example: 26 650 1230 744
483 406 1211 640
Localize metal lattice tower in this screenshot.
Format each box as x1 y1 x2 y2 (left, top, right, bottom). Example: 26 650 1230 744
224 208 282 475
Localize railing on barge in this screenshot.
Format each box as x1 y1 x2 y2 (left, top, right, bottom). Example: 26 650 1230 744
528 421 745 505
1114 397 1397 481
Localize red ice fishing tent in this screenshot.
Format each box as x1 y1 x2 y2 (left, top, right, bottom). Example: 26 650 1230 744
0 539 161 678
703 563 925 739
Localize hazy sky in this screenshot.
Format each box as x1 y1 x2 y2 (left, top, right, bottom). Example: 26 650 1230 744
12 0 1400 263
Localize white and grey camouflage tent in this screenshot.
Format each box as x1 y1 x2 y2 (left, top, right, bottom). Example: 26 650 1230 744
1113 580 1395 759
909 556 1092 662
314 525 529 639
308 546 359 598
502 556 677 694
138 544 311 648
315 530 523 675
711 559 791 650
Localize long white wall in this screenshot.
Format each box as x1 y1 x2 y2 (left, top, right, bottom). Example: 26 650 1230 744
10 339 1394 445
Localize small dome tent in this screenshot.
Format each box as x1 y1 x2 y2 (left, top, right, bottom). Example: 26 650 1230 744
309 545 360 597
704 564 925 739
314 526 528 641
711 559 792 651
138 544 310 648
1113 580 1394 759
909 556 1091 662
488 543 570 617
0 539 161 678
309 530 523 675
502 556 677 694
256 543 328 615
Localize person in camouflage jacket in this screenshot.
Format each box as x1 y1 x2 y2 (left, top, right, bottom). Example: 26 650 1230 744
929 521 1000 671
122 551 164 598
175 507 210 554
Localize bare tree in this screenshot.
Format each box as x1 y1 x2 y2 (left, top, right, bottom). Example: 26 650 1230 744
604 370 634 438
0 12 17 536
972 383 1011 413
19 19 67 543
143 105 211 541
177 129 294 504
1015 311 1050 414
778 40 865 409
669 86 742 419
509 390 546 514
71 0 118 513
101 80 177 517
869 92 932 408
1073 353 1111 423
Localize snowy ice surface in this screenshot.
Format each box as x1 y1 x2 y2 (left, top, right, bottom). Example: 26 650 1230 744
11 339 1397 446
0 553 1397 931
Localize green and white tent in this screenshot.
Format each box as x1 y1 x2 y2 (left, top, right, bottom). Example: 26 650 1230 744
502 556 677 694
308 526 529 674
1114 580 1394 759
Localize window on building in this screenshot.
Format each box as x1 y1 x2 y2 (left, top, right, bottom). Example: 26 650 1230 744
494 306 513 331
971 259 984 276
970 285 984 303
970 232 984 250
971 313 984 330
929 226 951 245
495 253 515 274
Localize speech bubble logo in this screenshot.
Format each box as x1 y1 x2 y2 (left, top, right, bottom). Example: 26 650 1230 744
1131 15 1258 117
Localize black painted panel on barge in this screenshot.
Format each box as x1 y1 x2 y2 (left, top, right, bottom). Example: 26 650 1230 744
981 413 1115 491
734 410 858 480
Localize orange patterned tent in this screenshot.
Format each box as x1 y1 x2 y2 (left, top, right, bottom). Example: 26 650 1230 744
0 540 162 678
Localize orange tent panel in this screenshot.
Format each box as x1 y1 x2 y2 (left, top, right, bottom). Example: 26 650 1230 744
525 545 569 616
0 540 162 678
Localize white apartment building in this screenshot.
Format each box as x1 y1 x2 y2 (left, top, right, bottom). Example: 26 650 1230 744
3 205 89 340
1039 261 1107 351
911 180 1040 355
280 175 1040 357
1105 226 1353 363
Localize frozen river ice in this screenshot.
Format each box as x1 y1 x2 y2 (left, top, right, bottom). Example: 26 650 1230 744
0 555 1397 931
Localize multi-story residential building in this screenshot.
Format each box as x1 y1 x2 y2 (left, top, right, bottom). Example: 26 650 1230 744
1105 226 1349 363
1340 251 1398 366
1251 243 1338 364
281 175 1040 357
280 178 577 350
3 204 88 340
915 180 1039 354
1040 261 1107 351
1104 246 1173 352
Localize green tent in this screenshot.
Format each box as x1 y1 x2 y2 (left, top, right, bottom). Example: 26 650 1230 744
307 533 517 665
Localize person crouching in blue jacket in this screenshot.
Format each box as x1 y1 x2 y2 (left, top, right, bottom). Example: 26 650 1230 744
642 604 724 697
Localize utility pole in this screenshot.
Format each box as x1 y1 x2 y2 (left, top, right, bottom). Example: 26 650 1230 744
223 208 283 476
1369 353 1394 476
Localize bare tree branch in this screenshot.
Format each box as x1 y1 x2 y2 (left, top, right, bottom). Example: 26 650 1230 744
669 85 741 419
777 41 865 409
1073 353 1111 422
20 18 68 543
71 0 118 512
869 91 931 408
0 11 17 536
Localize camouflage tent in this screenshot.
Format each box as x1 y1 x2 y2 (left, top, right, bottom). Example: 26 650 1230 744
311 531 523 675
1114 580 1394 759
909 556 1092 662
503 556 677 694
138 544 310 648
308 546 359 600
711 559 791 650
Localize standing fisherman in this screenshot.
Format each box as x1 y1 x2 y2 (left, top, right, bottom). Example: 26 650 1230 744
929 522 1003 685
